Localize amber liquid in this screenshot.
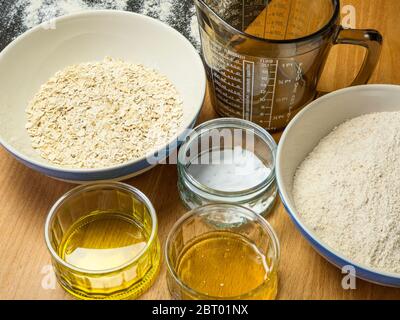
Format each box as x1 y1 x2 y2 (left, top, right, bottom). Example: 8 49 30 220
176 231 278 299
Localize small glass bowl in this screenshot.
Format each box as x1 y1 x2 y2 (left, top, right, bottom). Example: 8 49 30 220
165 204 280 300
44 182 161 300
177 118 277 217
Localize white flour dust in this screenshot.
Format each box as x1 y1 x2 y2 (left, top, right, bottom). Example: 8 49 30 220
293 112 400 274
141 0 173 21
4 0 200 47
16 0 128 29
139 0 200 46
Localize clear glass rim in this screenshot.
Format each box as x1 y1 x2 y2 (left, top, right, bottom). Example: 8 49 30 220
178 118 277 198
165 204 281 300
195 0 340 44
44 182 158 275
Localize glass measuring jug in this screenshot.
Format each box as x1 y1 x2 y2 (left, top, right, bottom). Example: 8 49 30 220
194 0 382 131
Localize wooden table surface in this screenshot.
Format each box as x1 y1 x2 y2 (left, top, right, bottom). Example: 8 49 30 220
1 0 400 300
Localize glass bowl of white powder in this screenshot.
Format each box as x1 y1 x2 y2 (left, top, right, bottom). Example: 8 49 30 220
177 118 277 217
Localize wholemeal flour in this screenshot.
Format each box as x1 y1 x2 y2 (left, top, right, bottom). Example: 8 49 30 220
293 112 400 274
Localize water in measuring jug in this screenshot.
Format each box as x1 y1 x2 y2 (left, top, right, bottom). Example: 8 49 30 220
195 0 337 131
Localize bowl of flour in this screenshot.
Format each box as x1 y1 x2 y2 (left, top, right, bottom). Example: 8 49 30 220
0 10 206 182
276 84 400 287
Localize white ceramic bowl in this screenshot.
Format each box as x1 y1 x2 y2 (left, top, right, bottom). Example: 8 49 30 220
277 84 400 287
0 10 206 183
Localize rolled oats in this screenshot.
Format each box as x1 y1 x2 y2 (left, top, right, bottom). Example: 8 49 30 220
26 57 184 168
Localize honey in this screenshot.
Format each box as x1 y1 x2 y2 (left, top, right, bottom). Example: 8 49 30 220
175 231 278 299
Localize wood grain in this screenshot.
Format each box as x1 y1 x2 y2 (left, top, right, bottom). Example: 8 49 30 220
1 0 400 300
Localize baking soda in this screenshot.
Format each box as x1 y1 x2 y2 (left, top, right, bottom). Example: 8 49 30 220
188 146 271 192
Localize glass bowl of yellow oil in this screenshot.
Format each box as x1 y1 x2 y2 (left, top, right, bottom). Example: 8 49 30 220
165 204 280 300
45 182 161 300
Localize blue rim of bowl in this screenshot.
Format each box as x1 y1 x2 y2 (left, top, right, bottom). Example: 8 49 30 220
276 84 400 285
0 10 207 180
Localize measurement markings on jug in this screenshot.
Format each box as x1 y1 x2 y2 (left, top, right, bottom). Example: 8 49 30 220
243 60 255 120
267 61 279 128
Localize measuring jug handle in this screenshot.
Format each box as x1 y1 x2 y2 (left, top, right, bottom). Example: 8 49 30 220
333 26 383 86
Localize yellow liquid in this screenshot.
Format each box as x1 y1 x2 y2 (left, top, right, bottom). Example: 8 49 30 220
58 211 160 299
176 231 278 299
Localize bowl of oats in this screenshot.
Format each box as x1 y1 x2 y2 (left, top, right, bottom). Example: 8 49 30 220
0 10 206 182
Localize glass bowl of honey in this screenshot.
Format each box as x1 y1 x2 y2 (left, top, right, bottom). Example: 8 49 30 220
165 204 280 300
45 182 161 300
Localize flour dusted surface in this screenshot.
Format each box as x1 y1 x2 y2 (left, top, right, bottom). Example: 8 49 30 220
2 1 201 49
293 112 400 274
26 57 183 169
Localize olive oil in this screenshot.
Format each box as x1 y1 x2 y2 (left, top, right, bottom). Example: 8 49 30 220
176 231 278 299
57 211 160 299
60 212 148 270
